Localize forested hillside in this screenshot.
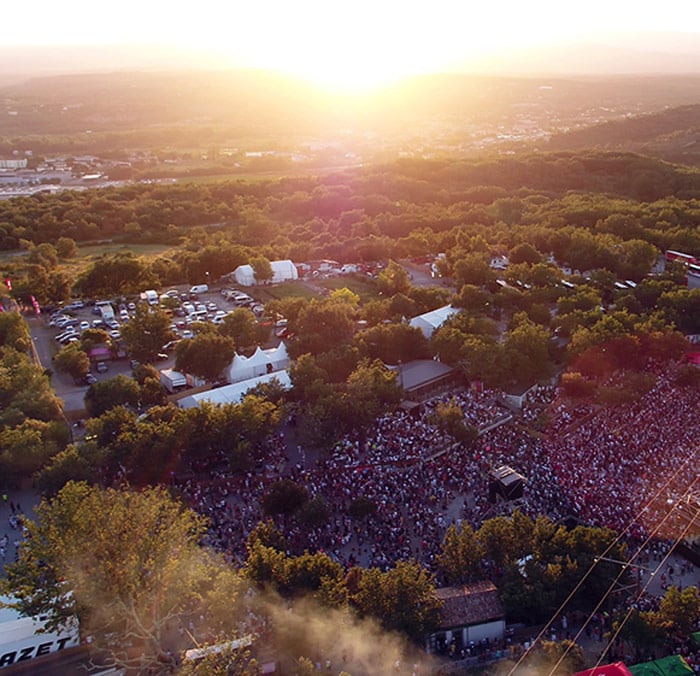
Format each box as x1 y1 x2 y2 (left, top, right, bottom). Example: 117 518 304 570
547 104 700 167
2 152 700 297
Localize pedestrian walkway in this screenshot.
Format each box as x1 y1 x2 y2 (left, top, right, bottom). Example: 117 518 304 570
0 487 40 577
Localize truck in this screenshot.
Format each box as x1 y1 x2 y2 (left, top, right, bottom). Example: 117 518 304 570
141 289 158 306
160 368 187 393
0 595 80 669
95 300 114 321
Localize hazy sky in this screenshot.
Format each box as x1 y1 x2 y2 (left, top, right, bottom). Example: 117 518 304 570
5 1 700 88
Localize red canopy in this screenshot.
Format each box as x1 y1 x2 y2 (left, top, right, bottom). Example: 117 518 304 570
573 664 633 676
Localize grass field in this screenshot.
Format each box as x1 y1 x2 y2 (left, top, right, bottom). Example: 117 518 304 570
75 243 176 259
253 281 320 302
318 275 380 301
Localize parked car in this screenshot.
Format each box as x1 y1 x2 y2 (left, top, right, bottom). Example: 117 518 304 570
95 362 109 373
79 320 90 331
49 314 70 327
55 328 77 342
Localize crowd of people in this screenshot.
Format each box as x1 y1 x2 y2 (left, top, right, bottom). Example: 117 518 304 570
171 359 700 672
176 361 700 584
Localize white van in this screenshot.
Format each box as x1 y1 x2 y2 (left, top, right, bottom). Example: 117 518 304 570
189 284 209 295
187 309 208 322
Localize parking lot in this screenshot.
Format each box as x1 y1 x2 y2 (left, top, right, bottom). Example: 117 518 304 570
29 284 257 418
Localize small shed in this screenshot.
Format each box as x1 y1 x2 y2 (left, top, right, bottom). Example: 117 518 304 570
428 581 505 654
388 359 459 402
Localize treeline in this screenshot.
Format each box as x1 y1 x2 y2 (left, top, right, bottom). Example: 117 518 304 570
0 312 67 482
547 104 700 150
2 151 700 254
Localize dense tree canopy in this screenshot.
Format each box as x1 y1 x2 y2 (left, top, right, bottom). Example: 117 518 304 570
1 482 245 672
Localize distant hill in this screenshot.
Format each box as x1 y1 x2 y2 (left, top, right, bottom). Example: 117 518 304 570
547 104 700 166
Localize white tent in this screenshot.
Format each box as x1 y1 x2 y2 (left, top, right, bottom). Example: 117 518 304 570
232 259 298 286
233 264 256 286
270 259 298 284
409 305 459 339
226 342 290 384
178 371 291 409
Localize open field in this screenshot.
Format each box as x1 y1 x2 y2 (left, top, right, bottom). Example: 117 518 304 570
317 274 379 301
74 242 176 259
253 280 321 302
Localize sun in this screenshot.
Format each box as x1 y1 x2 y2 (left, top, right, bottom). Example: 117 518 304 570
208 2 464 94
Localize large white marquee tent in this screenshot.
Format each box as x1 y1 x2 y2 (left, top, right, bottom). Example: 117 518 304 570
227 343 290 384
232 259 298 286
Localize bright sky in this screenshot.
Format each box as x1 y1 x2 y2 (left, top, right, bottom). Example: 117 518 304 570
4 0 700 90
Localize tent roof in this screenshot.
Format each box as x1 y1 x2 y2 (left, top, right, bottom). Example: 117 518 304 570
161 368 186 380
179 371 291 408
234 264 254 274
629 655 693 676
409 304 458 331
388 359 455 391
573 664 633 676
270 259 296 272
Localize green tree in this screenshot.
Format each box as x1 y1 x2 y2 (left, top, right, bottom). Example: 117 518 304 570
84 374 141 417
503 319 554 384
0 419 68 483
284 550 345 597
0 348 63 426
1 482 244 673
454 284 491 313
0 312 31 352
342 359 402 431
219 308 258 348
77 253 154 297
453 253 494 287
53 342 90 382
55 237 77 259
429 399 479 446
509 242 542 265
250 255 273 284
175 333 235 383
377 260 411 295
293 299 355 357
436 522 484 584
246 520 288 553
262 479 309 516
356 323 430 364
352 560 442 643
119 304 174 363
34 445 98 496
657 585 700 636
